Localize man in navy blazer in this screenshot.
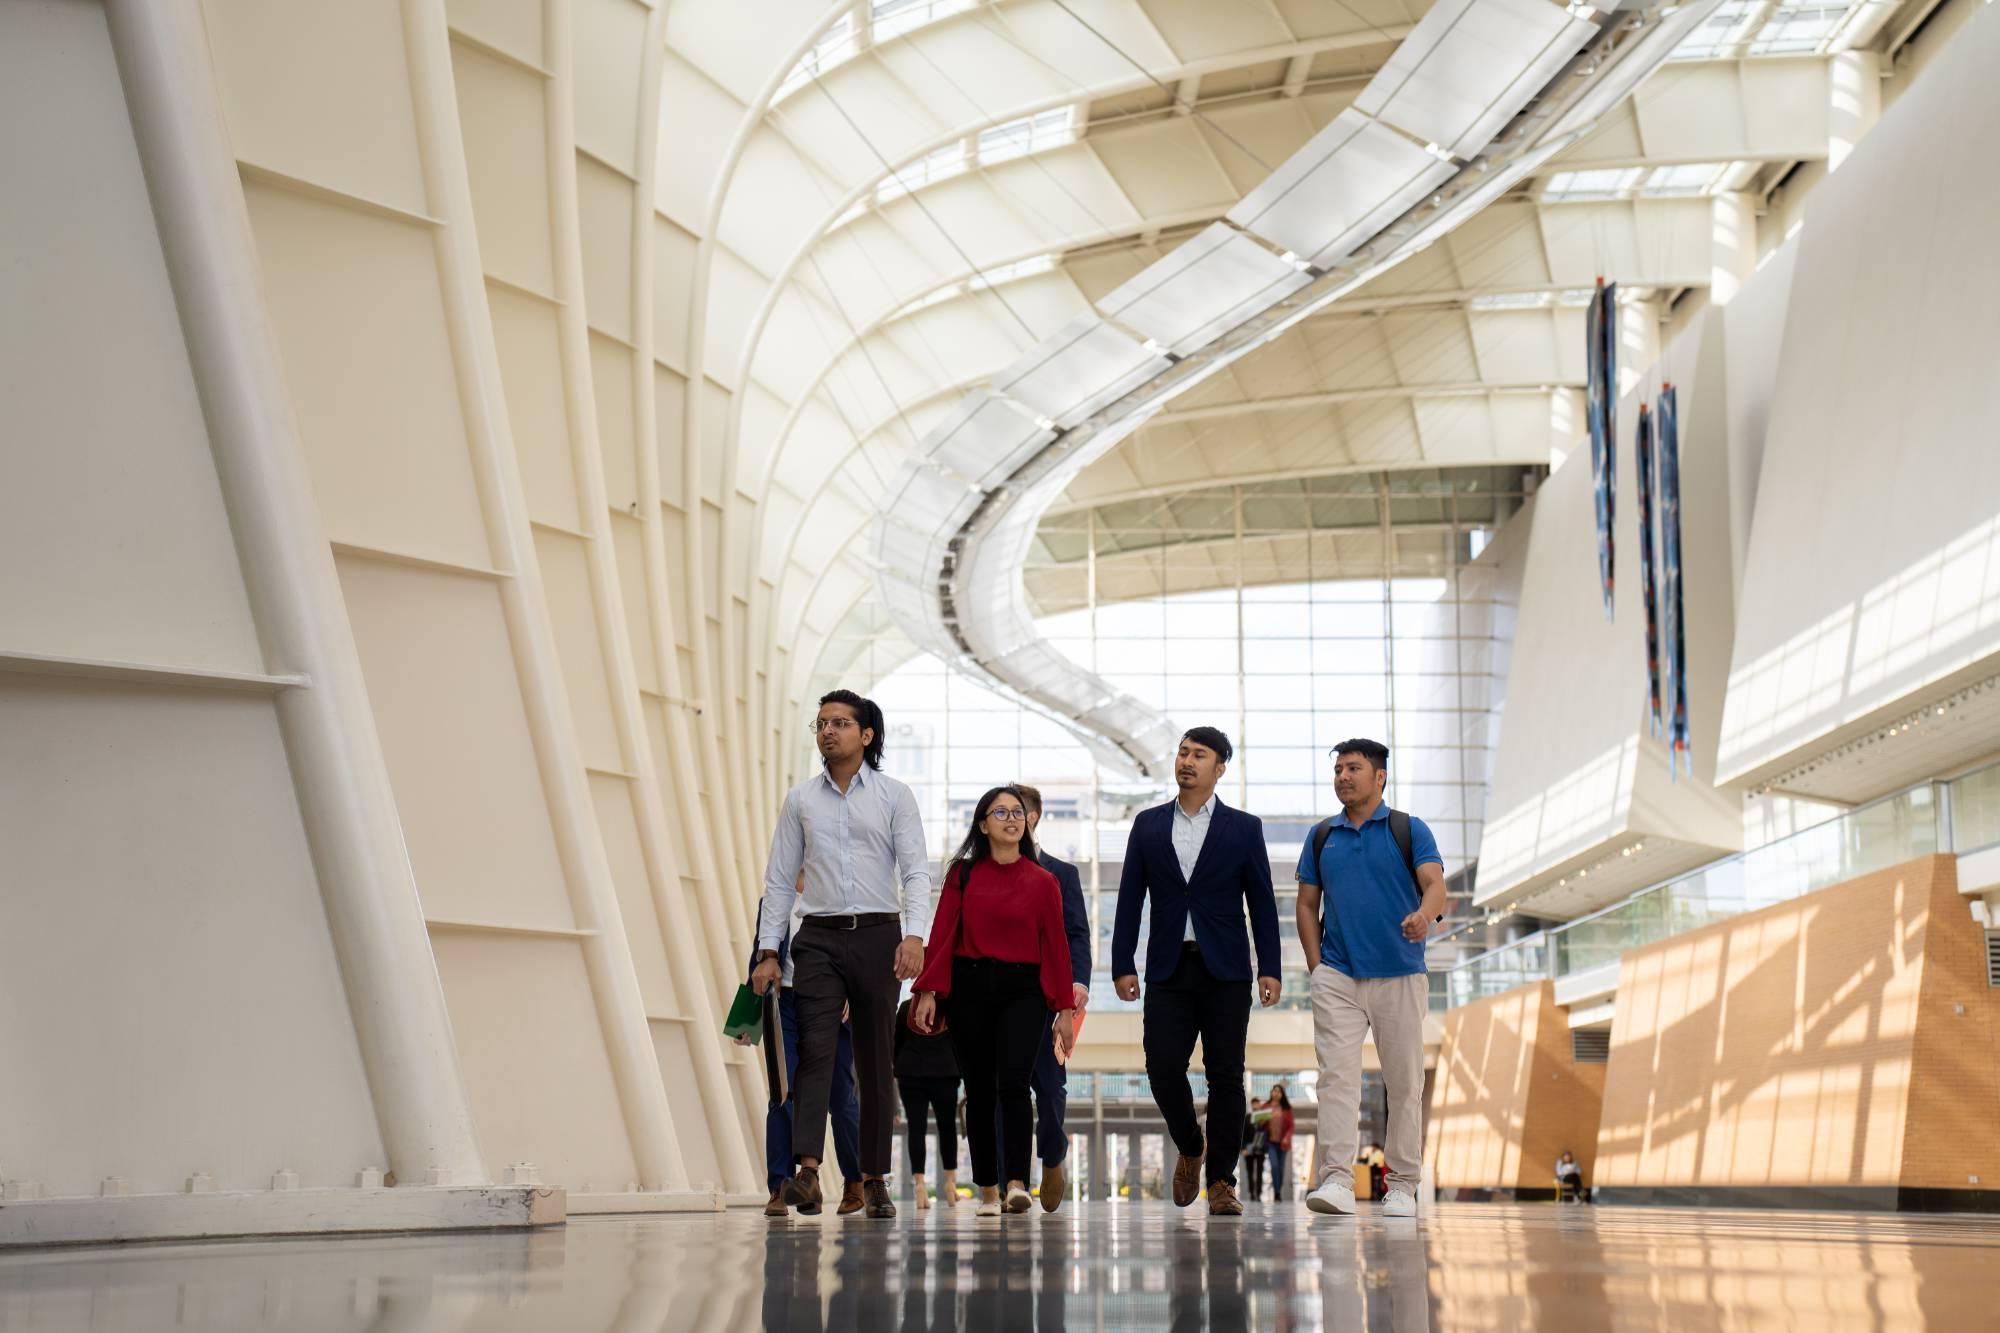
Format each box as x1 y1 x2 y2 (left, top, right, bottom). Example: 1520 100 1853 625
1112 726 1281 1215
1007 784 1091 1212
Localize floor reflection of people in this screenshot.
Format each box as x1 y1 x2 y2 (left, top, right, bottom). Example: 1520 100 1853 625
761 1229 824 1333
1314 1223 1432 1333
1168 1222 1249 1332
960 1228 1038 1332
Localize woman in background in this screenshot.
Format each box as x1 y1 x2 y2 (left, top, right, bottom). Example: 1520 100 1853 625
910 786 1077 1216
895 996 961 1208
1264 1084 1295 1201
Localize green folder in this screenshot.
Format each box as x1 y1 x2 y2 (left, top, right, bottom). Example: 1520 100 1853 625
723 983 764 1044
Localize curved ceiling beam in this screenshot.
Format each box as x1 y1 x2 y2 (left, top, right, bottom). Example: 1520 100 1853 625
867 0 1725 782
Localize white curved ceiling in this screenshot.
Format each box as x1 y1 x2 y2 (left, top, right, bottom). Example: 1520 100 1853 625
638 0 1877 784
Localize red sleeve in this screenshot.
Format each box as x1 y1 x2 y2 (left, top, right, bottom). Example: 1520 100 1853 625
1033 865 1074 1011
915 862 963 996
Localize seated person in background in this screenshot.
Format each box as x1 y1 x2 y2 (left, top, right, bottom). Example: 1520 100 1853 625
1556 1149 1587 1203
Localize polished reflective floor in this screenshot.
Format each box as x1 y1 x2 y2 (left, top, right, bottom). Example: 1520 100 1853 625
4 1201 1997 1331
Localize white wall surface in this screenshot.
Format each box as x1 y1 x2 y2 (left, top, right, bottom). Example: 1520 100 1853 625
1717 7 2000 789
1480 306 1745 914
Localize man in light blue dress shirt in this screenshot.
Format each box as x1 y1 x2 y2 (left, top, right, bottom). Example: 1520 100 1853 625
751 689 931 1219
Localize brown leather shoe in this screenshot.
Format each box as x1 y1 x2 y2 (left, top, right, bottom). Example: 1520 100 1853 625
781 1165 822 1214
1172 1151 1204 1208
864 1179 896 1219
1039 1161 1066 1213
1207 1179 1244 1216
836 1180 865 1216
764 1188 786 1217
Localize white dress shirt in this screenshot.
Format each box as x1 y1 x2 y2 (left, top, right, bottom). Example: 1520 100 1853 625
1172 793 1216 941
757 764 932 950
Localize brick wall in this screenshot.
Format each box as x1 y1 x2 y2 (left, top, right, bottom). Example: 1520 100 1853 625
1426 979 1605 1191
1594 854 2000 1194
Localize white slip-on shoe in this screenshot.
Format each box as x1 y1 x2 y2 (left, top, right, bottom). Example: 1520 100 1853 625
1306 1178 1356 1216
976 1186 1002 1217
1380 1190 1417 1217
1004 1184 1033 1214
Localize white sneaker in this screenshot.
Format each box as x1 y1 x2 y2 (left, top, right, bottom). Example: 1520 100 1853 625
1381 1190 1417 1217
1306 1178 1356 1215
976 1187 1002 1217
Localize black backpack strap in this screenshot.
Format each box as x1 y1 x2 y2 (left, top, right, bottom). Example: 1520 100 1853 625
1310 817 1336 883
1388 807 1444 922
1388 809 1416 885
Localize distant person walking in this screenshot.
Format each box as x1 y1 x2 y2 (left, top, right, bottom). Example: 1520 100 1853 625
910 786 1077 1215
753 690 932 1220
894 996 960 1208
1264 1085 1295 1202
1241 1109 1267 1202
1111 727 1282 1217
1298 739 1446 1218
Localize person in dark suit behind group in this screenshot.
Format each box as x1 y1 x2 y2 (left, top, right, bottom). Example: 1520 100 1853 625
1112 726 1282 1216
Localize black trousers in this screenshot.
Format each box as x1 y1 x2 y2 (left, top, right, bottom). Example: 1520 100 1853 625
899 1075 960 1174
790 919 900 1175
946 958 1046 1188
1143 944 1252 1186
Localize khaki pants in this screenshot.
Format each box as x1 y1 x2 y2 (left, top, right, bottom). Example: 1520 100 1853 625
1310 966 1427 1195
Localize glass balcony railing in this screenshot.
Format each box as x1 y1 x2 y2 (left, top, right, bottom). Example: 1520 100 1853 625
1551 782 1939 979
1951 761 2000 854
1441 757 2000 1007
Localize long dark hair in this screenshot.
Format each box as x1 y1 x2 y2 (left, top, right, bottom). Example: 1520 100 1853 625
1269 1085 1291 1110
819 688 885 770
946 785 1038 886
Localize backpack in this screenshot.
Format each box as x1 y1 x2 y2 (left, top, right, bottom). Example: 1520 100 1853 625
1310 808 1438 922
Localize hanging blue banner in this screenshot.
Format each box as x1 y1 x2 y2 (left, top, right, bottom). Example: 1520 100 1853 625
1658 383 1689 778
1585 279 1617 619
1636 402 1662 737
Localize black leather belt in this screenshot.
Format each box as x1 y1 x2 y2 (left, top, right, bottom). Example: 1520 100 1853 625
800 912 899 931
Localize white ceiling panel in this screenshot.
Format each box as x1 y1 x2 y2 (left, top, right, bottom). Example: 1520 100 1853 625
1095 222 1309 355
992 314 1170 429
1356 0 1595 158
922 391 1057 487
1226 109 1454 268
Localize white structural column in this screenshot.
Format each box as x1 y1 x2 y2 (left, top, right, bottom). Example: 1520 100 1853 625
1829 49 1883 171
397 0 685 1196
101 0 487 1189
1710 192 1758 308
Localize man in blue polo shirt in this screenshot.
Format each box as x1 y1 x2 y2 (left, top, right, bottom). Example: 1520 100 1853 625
1296 738 1446 1217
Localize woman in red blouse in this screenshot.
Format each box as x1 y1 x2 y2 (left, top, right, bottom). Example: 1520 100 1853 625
911 785 1076 1215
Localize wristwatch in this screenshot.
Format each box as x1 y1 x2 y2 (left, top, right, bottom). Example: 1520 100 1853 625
755 949 779 964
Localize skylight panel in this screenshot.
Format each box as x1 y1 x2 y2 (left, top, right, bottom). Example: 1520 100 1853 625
877 141 970 203
1644 161 1727 196
873 0 977 43
891 281 967 319
776 15 858 101
977 107 1078 166
1469 291 1555 310
1749 3 1852 54
1668 0 1756 60
1540 166 1644 201
968 254 1056 290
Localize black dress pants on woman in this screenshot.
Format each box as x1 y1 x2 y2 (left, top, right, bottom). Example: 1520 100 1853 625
898 1076 959 1175
945 958 1046 1187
